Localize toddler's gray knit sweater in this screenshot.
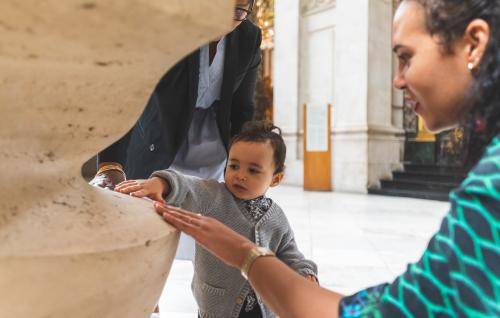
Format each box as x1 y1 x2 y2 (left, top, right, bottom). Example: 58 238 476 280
152 169 318 318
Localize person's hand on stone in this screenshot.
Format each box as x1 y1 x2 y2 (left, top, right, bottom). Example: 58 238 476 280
115 177 168 203
154 203 255 269
89 169 126 190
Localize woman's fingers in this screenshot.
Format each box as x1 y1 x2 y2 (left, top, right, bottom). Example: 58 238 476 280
154 203 203 228
161 211 191 229
151 194 166 204
172 210 202 226
154 202 171 215
161 209 203 239
162 208 202 227
156 203 203 219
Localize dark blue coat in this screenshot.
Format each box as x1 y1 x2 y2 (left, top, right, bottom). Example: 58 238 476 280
98 21 262 179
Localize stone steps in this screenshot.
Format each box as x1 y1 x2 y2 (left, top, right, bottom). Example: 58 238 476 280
369 164 466 202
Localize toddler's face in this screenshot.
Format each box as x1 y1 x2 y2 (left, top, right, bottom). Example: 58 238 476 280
225 141 283 200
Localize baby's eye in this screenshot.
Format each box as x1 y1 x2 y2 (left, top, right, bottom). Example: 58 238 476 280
228 164 238 170
249 168 261 174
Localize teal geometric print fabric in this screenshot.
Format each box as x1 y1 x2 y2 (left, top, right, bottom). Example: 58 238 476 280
339 135 500 318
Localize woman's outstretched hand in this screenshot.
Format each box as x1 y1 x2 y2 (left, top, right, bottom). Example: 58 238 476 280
154 203 342 318
154 202 254 269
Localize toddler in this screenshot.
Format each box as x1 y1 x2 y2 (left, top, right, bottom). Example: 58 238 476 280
116 121 318 318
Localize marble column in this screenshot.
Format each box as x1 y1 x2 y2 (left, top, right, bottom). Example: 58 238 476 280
332 0 403 192
299 1 336 187
274 0 302 185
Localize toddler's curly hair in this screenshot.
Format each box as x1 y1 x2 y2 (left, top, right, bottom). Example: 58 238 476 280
231 121 286 174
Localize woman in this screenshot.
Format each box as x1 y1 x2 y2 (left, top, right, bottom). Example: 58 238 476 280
91 0 260 262
155 0 500 317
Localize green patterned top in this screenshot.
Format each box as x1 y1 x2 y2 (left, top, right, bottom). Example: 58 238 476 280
339 135 500 318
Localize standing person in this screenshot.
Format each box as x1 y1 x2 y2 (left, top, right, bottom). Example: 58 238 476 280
154 0 500 317
116 121 318 318
91 0 261 261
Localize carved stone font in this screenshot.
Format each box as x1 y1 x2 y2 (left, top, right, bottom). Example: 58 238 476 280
0 0 232 317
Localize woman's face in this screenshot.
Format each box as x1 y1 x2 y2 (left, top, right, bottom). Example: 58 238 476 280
232 0 252 29
392 1 473 132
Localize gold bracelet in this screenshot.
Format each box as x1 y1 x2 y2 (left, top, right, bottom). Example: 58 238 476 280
240 246 274 280
96 164 125 176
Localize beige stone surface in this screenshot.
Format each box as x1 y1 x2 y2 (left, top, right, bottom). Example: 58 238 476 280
0 0 232 316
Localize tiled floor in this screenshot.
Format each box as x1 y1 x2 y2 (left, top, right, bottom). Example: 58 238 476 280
158 186 449 317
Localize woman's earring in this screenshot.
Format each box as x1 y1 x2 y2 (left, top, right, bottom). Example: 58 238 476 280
467 62 475 72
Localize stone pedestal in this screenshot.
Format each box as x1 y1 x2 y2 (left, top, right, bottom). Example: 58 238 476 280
332 0 403 192
274 0 302 185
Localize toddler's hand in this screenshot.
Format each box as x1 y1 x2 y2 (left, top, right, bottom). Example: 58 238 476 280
115 177 168 203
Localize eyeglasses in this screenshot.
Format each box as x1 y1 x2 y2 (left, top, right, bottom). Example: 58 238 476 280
234 7 252 21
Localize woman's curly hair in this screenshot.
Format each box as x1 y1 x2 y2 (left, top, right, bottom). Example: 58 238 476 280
410 0 500 167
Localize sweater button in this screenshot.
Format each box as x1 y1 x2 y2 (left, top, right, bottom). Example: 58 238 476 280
236 297 244 305
149 144 155 152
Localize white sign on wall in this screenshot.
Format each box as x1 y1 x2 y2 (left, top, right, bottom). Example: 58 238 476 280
306 104 328 152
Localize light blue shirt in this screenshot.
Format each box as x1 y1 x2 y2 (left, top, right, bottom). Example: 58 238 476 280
196 36 226 109
169 37 228 260
170 37 227 182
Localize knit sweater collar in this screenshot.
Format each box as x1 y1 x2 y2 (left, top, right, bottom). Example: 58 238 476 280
238 195 273 223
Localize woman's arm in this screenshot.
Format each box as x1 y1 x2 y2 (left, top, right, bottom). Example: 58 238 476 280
155 203 343 318
248 256 342 318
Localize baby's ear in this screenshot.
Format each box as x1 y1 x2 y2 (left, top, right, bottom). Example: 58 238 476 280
270 172 284 187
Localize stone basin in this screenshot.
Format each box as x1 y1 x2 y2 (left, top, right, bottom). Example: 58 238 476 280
0 0 232 316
